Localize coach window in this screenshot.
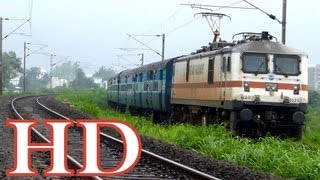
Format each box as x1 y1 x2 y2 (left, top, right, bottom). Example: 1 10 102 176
153 81 158 91
133 74 137 82
186 60 190 82
160 69 163 80
154 70 157 80
139 73 143 82
227 56 231 72
222 57 226 72
144 83 148 91
208 58 214 84
149 71 154 80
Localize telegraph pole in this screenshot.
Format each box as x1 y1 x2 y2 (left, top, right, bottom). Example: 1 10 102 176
23 42 26 92
0 17 3 95
161 34 165 61
282 0 287 44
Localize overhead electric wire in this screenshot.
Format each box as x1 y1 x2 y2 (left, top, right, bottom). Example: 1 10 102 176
141 5 185 36
127 34 162 57
5 18 29 21
26 45 48 57
166 0 250 35
115 48 150 51
123 0 249 67
2 19 31 40
28 0 33 35
29 0 33 19
116 55 139 66
243 0 281 24
166 16 201 35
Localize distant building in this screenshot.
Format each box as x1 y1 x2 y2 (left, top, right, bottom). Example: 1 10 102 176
10 76 20 86
48 77 68 88
308 64 320 90
93 77 107 89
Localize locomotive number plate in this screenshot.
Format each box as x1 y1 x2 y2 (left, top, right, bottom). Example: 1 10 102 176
241 95 254 100
290 98 301 103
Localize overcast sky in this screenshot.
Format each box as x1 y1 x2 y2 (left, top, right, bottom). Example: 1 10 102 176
0 0 318 74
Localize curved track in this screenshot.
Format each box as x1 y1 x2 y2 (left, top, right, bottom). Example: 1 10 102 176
11 95 220 180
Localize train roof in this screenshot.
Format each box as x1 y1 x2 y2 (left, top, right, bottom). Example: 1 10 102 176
119 57 178 77
231 41 307 55
175 40 307 62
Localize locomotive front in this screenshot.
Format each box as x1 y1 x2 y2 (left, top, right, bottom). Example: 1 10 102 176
230 33 308 138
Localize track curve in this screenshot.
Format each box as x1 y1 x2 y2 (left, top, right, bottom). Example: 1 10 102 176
11 95 220 180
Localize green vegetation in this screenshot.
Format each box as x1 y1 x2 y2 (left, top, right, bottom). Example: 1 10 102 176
70 68 97 89
92 66 116 81
3 51 22 93
19 67 50 92
57 89 320 179
303 90 320 150
52 61 79 82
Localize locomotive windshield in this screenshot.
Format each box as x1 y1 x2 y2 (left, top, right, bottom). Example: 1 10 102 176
274 55 300 76
242 53 268 75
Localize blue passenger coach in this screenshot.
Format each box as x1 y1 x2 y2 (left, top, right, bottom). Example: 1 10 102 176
107 59 174 118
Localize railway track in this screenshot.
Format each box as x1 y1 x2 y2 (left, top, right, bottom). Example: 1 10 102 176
11 95 220 180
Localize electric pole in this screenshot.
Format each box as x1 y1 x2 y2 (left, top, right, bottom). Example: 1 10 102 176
127 33 165 61
23 42 26 92
161 34 165 61
50 54 68 89
50 54 55 89
0 17 3 95
140 53 144 66
23 43 48 92
282 0 287 44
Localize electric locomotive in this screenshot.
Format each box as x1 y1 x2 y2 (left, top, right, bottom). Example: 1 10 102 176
171 32 308 138
107 31 308 138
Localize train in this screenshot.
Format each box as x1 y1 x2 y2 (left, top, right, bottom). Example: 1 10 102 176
107 31 308 138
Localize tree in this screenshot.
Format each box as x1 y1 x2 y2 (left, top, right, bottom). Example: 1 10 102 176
19 67 50 92
51 61 79 81
3 51 22 92
70 68 97 89
93 66 116 81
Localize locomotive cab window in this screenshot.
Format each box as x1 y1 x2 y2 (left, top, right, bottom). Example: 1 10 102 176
242 53 268 75
274 55 300 76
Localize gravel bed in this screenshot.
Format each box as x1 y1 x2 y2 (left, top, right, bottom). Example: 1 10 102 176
15 96 190 179
9 96 83 180
0 96 69 180
40 95 279 180
0 96 15 179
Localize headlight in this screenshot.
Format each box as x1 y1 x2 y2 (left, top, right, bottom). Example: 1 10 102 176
293 84 300 95
244 81 250 92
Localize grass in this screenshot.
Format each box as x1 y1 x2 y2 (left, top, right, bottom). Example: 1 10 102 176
302 108 320 150
57 89 320 179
